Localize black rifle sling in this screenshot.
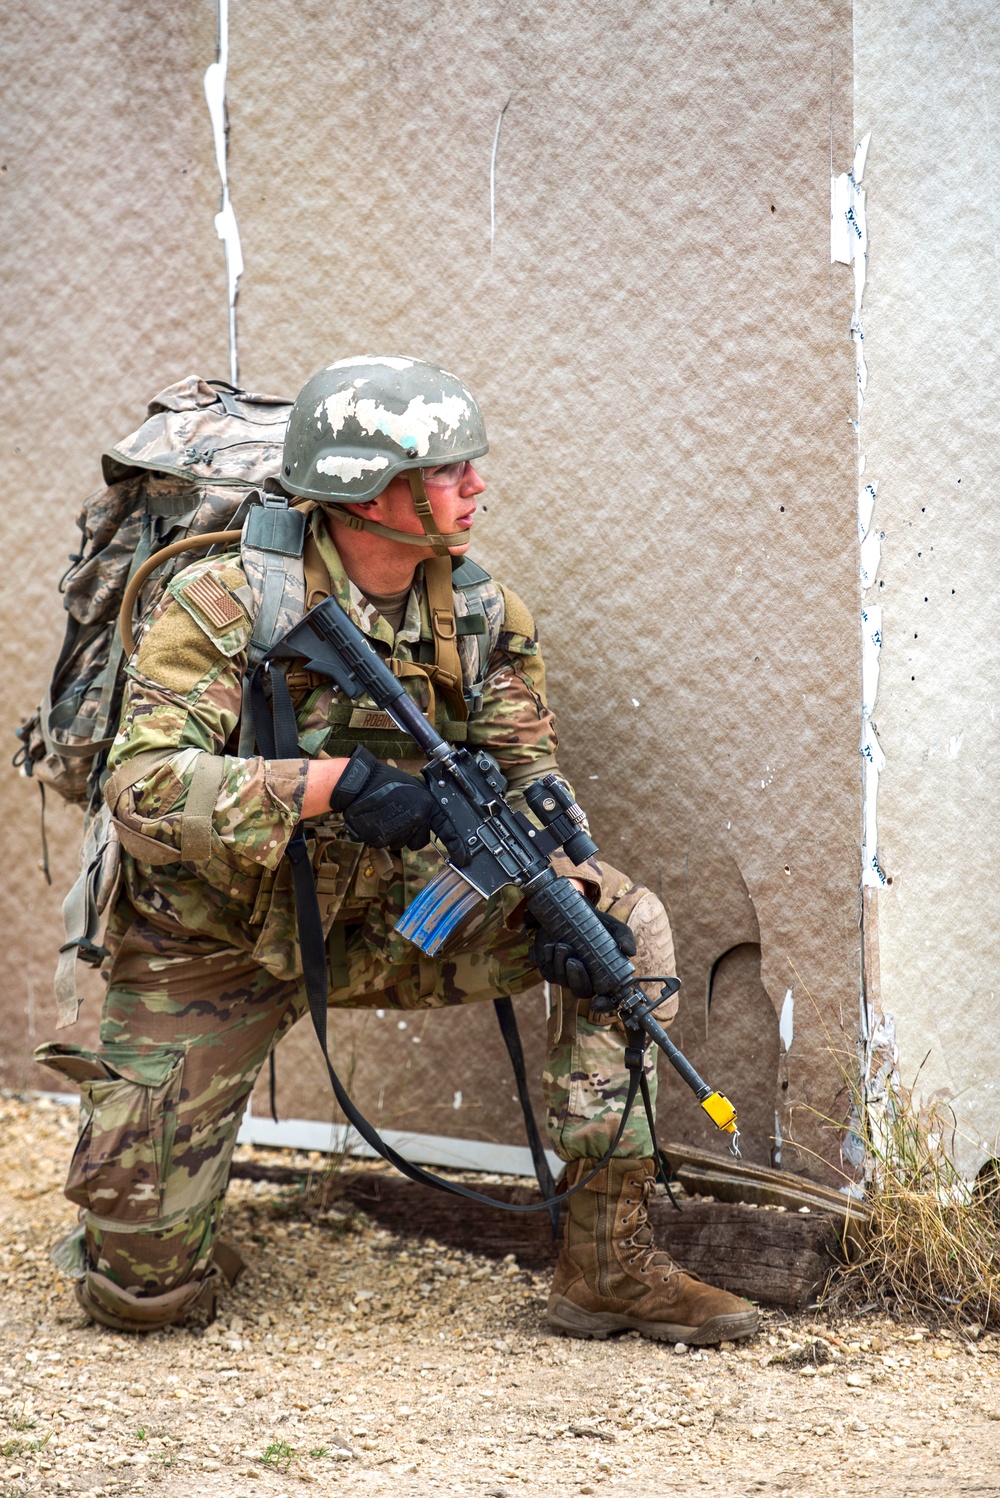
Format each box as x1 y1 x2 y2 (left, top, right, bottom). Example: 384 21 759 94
268 1050 279 1125
492 996 559 1234
250 660 646 1215
639 1063 682 1213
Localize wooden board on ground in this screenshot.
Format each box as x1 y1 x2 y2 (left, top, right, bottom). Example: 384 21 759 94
231 1161 847 1308
647 1198 844 1310
661 1142 867 1223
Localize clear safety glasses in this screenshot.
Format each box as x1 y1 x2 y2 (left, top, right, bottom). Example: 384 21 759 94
422 459 473 488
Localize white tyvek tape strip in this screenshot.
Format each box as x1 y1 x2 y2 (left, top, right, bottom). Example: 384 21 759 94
858 479 878 541
861 604 882 721
204 0 244 384
860 527 882 592
861 605 886 888
832 131 872 408
490 94 512 263
836 136 885 890
862 719 887 888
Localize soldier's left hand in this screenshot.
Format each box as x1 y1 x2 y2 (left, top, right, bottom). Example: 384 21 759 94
527 909 637 999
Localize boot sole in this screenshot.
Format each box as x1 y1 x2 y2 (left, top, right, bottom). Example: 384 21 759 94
545 1294 759 1346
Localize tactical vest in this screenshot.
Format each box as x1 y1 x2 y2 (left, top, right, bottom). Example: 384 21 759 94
237 491 507 758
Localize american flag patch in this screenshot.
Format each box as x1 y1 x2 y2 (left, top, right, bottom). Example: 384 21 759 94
180 573 245 630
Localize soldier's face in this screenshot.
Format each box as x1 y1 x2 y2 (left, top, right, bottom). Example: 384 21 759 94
357 462 486 555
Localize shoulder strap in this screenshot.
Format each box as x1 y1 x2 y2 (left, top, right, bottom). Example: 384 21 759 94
242 496 307 669
492 995 559 1233
240 495 308 753
423 554 469 722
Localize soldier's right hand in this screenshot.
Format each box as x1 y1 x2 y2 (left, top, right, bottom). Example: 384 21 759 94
329 746 452 852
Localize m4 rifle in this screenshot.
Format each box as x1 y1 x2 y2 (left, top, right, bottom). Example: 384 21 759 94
267 595 741 1154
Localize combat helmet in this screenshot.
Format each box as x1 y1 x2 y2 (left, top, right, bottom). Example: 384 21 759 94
281 356 488 553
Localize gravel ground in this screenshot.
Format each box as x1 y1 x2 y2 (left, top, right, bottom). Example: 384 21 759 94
2 1093 1000 1498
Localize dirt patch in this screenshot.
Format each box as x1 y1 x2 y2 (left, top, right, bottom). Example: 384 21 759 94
2 1094 1000 1497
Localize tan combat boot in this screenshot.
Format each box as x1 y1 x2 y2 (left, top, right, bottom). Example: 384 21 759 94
546 1157 759 1344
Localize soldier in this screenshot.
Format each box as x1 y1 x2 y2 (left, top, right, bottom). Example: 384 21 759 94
42 357 758 1344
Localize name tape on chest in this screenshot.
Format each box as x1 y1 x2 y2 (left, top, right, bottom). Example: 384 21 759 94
348 708 399 732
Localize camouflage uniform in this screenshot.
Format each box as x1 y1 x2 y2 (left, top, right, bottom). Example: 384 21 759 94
39 515 677 1328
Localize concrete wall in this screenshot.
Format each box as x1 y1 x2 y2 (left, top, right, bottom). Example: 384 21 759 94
855 2 1000 1176
2 0 861 1182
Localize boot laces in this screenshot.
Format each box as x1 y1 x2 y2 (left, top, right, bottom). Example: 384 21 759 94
621 1175 683 1279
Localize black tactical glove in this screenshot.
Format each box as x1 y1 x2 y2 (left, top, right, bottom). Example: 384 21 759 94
330 746 454 852
528 908 637 999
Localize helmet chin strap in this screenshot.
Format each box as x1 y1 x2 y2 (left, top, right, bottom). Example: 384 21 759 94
321 470 462 554
407 469 457 556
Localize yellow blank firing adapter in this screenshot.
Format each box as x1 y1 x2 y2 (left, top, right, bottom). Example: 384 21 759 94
700 1091 739 1134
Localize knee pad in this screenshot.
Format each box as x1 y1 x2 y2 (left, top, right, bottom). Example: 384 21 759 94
600 884 678 1026
77 1268 214 1332
567 864 677 1009
75 1240 246 1333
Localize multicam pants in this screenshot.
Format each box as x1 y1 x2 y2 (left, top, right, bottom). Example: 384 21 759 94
38 859 676 1328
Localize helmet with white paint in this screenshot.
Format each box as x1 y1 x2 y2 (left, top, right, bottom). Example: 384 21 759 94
280 356 488 554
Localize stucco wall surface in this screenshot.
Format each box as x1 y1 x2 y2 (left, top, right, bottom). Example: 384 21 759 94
230 0 860 1176
855 2 1000 1176
2 0 861 1184
0 0 228 1081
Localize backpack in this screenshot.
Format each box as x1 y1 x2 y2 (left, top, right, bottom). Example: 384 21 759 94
15 375 293 806
13 376 294 1021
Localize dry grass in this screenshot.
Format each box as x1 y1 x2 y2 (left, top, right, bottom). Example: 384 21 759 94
781 961 1000 1331
844 1090 1000 1329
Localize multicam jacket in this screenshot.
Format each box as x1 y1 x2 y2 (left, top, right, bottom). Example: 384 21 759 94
105 514 569 981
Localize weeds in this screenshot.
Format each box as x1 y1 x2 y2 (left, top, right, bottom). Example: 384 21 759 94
261 1439 296 1470
846 1089 1000 1327
258 1440 351 1470
783 962 1000 1330
0 1435 50 1458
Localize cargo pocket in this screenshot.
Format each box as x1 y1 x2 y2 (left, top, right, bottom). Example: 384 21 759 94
314 835 364 930
34 1042 183 1223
